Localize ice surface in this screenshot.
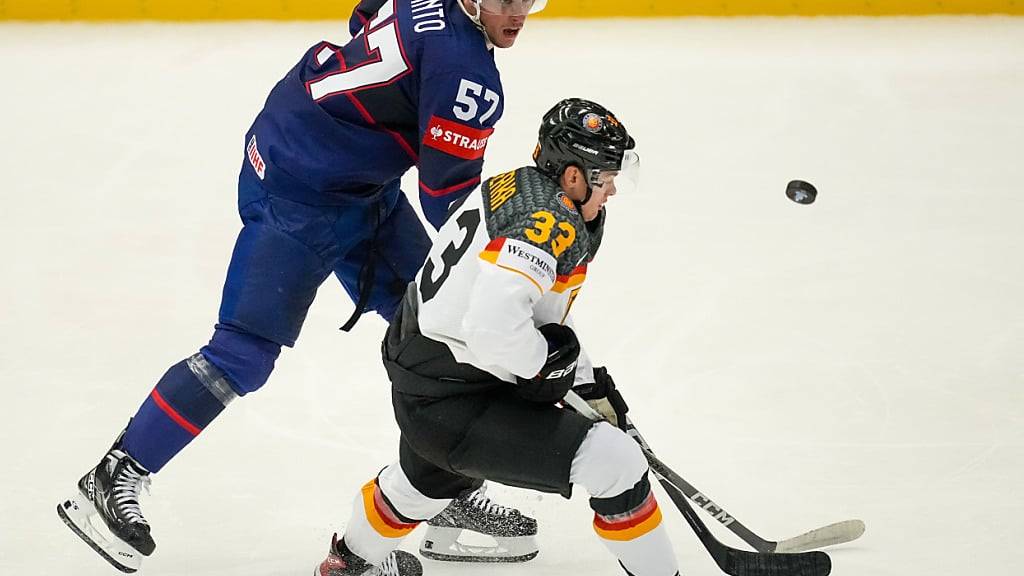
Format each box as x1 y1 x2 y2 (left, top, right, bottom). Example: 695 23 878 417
1 16 1022 576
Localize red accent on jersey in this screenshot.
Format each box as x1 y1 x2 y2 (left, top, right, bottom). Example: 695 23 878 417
423 115 493 160
483 236 506 253
420 175 480 198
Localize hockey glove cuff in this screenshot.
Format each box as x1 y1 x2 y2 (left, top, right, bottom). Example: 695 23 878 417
572 367 629 429
516 323 580 404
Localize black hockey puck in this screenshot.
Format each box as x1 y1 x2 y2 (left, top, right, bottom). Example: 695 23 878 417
786 180 817 204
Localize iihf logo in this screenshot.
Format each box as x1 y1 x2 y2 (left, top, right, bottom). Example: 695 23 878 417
430 125 443 140
246 135 266 180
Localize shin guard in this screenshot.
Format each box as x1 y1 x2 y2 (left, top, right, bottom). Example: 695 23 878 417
121 354 238 472
592 479 678 576
341 463 451 566
571 423 680 576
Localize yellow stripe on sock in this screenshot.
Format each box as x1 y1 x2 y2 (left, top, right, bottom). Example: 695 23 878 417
361 480 416 539
594 506 663 542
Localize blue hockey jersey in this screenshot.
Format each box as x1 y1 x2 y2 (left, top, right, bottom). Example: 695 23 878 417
243 0 504 228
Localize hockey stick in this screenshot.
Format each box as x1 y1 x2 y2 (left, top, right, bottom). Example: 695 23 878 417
624 424 864 554
563 392 834 576
645 450 832 576
562 392 863 553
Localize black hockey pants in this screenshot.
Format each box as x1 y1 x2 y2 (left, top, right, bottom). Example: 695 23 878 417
382 287 594 499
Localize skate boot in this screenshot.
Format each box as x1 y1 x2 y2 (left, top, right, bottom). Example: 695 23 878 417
419 485 538 563
316 533 423 576
57 442 155 573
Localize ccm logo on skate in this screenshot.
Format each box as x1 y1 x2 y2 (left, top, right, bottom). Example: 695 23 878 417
545 360 578 379
424 115 493 160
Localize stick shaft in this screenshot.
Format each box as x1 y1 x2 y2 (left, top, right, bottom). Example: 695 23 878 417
624 425 778 551
561 392 775 551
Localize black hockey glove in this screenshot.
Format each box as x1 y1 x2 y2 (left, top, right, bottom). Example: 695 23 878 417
572 367 629 430
515 323 580 404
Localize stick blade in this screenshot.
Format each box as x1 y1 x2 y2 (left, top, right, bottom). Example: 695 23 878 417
723 548 831 576
773 520 866 553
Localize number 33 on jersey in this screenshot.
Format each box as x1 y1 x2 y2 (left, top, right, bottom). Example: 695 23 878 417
414 166 600 382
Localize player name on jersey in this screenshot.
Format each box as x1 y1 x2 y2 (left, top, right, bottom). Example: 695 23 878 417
410 0 447 32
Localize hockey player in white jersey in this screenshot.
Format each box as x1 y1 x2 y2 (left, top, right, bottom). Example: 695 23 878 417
314 98 680 576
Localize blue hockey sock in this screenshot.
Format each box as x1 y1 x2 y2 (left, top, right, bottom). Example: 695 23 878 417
122 354 239 472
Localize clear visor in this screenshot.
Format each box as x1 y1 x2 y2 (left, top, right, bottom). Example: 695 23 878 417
590 150 641 196
477 0 548 16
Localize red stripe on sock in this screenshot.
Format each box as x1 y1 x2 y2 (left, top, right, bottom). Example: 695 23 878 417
150 389 201 436
594 493 659 531
373 483 419 531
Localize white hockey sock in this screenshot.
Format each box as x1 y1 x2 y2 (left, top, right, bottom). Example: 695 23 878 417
342 462 452 565
571 422 680 576
594 495 678 576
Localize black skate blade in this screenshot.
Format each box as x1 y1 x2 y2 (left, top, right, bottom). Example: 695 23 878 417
57 503 138 574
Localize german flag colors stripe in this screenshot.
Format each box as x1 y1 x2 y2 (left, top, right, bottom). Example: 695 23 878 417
479 237 505 264
593 493 663 542
361 480 418 539
553 265 587 293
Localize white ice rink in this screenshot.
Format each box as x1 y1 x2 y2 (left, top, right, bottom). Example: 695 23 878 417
1 15 1022 576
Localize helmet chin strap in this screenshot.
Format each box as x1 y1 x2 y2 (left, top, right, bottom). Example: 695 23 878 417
580 185 594 208
458 0 495 49
560 165 594 212
579 168 604 209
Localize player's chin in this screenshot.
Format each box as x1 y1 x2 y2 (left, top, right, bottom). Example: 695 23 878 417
495 27 522 48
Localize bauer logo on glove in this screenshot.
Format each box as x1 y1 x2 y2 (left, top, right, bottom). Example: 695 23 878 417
545 359 578 380
516 323 580 403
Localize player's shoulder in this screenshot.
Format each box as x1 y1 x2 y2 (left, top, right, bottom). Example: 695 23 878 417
481 167 590 272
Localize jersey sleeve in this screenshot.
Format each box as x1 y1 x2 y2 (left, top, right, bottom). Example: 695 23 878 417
416 63 503 229
462 236 557 379
561 314 595 386
348 0 386 36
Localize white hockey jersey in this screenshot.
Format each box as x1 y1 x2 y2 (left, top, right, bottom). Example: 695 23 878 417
413 166 604 385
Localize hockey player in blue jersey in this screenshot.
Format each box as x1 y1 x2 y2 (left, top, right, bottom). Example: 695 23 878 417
57 1 549 572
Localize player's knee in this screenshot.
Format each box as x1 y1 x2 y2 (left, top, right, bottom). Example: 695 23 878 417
571 422 649 500
200 325 282 396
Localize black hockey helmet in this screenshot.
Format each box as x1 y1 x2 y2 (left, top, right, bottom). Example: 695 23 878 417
533 98 638 191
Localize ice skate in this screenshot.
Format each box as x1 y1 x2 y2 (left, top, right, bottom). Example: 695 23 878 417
57 443 154 573
316 533 423 576
419 486 538 563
